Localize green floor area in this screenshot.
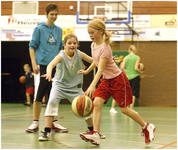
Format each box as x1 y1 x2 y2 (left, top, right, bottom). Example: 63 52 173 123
1 103 177 149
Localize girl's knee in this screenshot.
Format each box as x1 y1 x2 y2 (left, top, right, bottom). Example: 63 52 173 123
120 107 129 115
93 98 104 108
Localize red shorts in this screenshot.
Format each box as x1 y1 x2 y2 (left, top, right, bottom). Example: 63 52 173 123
93 72 132 107
26 87 34 95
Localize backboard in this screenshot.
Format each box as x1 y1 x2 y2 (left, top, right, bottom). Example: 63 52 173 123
76 1 132 24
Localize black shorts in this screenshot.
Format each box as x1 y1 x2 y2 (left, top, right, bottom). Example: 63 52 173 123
34 65 55 102
129 76 140 98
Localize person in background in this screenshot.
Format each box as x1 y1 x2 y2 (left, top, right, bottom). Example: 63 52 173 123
23 64 34 106
110 59 124 114
120 45 144 110
42 92 48 107
26 3 68 133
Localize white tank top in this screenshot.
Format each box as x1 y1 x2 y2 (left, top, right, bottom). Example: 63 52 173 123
53 49 83 92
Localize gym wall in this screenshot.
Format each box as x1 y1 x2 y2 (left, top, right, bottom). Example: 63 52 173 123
1 1 177 106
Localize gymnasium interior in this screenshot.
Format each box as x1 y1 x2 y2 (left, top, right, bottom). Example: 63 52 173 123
1 1 177 149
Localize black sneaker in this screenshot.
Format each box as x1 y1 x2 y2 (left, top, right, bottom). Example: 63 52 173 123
24 103 31 106
38 131 50 141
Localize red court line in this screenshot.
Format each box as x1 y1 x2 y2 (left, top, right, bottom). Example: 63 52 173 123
158 141 177 149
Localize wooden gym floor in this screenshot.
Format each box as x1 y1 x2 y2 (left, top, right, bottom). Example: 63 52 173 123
1 103 177 149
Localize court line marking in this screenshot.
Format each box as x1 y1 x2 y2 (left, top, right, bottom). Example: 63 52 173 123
158 141 177 149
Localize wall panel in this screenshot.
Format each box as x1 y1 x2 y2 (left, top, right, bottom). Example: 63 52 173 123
119 41 177 106
1 1 12 15
133 1 177 14
1 1 177 15
38 1 77 15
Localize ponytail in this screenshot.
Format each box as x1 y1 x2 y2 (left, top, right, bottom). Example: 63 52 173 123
128 45 137 53
104 31 112 45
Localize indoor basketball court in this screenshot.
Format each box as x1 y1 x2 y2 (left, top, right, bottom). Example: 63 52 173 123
1 103 177 149
1 1 177 149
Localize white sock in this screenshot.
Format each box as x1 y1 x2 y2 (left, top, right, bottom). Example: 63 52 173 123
142 122 147 129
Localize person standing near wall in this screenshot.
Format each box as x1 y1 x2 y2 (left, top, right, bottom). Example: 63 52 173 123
26 3 68 133
23 64 34 106
120 45 144 110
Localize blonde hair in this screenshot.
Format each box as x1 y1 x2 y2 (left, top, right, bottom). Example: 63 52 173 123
63 33 79 47
87 19 112 45
23 64 30 68
128 45 137 53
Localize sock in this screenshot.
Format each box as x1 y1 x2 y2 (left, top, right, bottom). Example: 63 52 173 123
88 126 93 131
45 127 51 133
142 122 147 129
33 120 38 122
53 120 58 122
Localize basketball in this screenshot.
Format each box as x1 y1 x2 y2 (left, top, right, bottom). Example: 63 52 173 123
19 76 26 83
138 63 145 71
71 95 94 117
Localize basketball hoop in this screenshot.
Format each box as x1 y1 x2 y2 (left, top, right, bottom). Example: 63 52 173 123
93 16 107 21
115 23 121 26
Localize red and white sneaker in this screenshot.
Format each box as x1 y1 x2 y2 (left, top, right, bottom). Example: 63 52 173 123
25 121 39 133
84 130 106 139
79 130 100 146
142 123 156 144
51 121 68 133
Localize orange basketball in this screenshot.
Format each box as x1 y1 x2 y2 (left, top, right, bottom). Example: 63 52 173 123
19 76 26 83
138 63 145 71
71 95 94 117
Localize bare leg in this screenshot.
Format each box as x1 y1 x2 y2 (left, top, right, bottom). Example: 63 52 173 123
26 93 31 104
130 96 136 110
120 107 145 127
93 97 105 132
42 96 45 103
45 116 54 128
111 99 116 109
33 101 42 120
110 99 117 113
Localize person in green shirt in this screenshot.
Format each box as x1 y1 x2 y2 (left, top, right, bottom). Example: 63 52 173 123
121 45 144 110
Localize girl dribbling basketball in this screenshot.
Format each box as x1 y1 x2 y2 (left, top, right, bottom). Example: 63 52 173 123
78 19 156 145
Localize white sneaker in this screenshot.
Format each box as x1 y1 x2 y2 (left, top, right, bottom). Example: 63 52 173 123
38 131 50 141
110 108 117 114
79 130 100 145
142 123 156 144
25 121 39 133
51 121 68 133
100 134 106 139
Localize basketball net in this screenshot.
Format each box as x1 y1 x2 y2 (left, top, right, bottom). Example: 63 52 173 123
115 23 121 26
93 16 107 21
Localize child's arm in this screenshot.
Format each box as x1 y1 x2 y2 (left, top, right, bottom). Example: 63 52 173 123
41 55 62 82
120 59 125 72
135 57 144 73
80 52 93 63
78 52 95 75
29 49 39 74
80 52 93 69
78 61 96 75
85 57 107 98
